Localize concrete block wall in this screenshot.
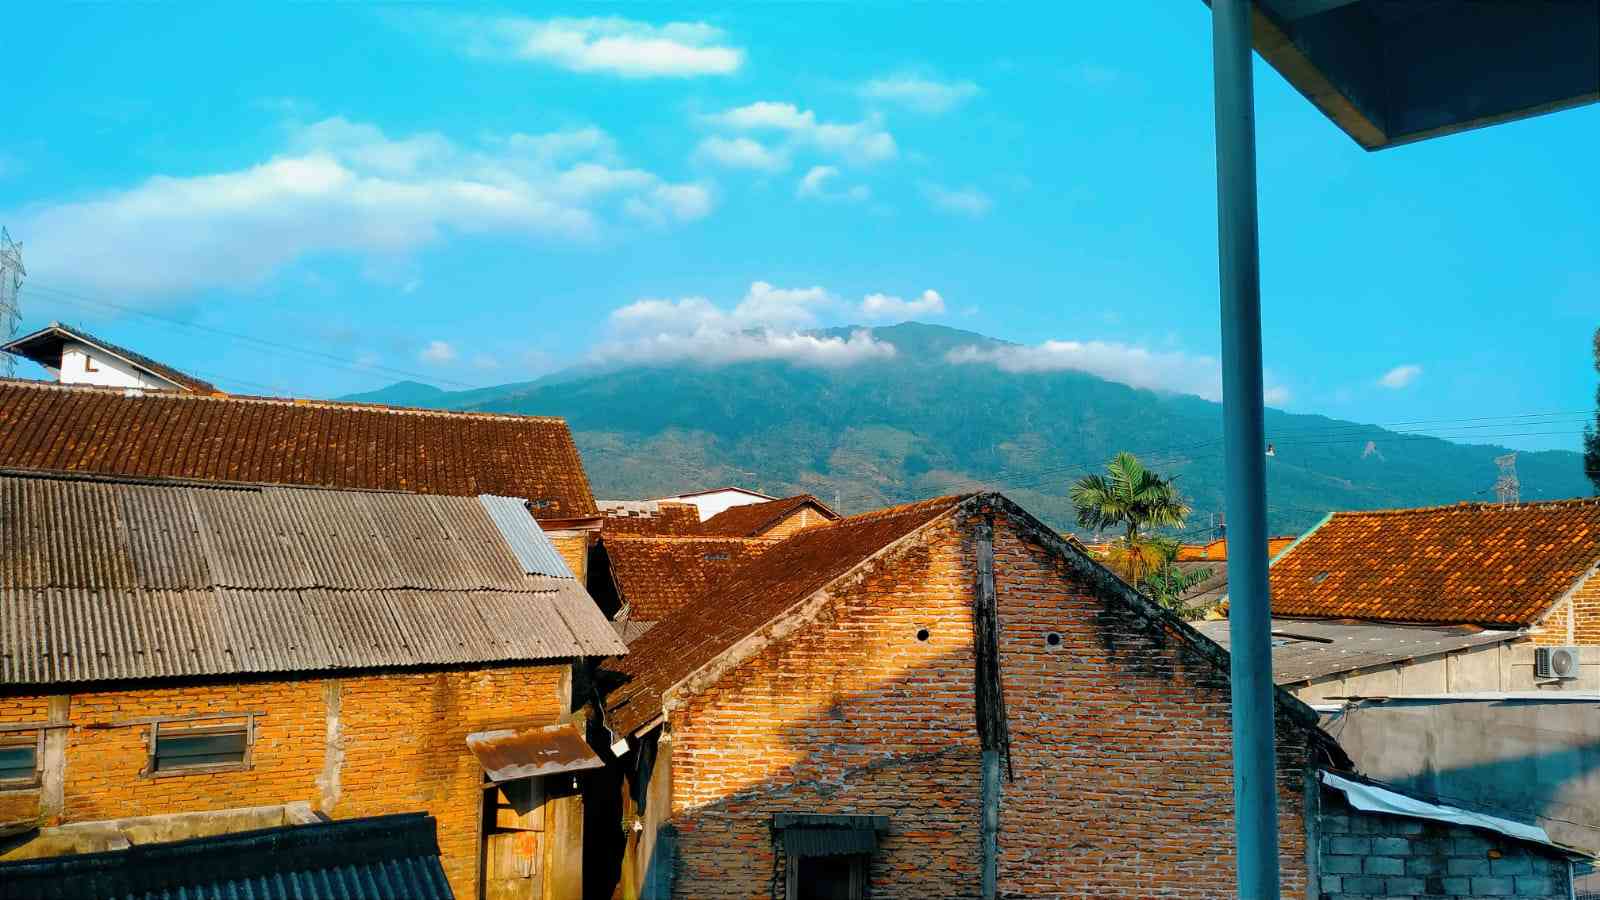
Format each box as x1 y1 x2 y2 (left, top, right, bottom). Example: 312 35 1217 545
1318 788 1570 899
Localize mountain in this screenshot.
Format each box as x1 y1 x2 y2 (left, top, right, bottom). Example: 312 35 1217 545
337 323 1593 535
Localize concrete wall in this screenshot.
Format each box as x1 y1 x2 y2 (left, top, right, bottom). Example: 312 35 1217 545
58 343 174 390
668 490 767 522
1290 640 1600 704
1331 697 1600 857
0 663 568 898
1317 786 1571 899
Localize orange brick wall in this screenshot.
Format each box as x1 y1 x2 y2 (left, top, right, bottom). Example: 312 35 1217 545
989 509 1312 898
1570 569 1600 646
760 507 829 539
668 514 981 898
0 663 566 898
661 509 1314 898
1530 595 1574 646
547 530 592 582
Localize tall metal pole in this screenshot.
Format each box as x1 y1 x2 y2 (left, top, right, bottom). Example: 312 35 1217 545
1211 1 1280 896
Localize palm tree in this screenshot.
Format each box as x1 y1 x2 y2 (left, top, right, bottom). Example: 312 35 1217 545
1070 452 1192 586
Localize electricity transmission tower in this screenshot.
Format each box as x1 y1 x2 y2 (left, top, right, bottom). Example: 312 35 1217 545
1493 452 1520 505
0 228 23 376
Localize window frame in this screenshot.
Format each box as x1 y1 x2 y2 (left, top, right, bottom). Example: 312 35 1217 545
143 712 256 778
0 724 45 790
773 813 886 900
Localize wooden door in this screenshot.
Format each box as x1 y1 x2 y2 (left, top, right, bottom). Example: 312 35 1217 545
482 777 545 900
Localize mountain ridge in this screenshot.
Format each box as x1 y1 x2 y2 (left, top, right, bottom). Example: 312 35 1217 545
337 322 1592 534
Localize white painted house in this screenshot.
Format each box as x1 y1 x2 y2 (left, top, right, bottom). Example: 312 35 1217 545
655 486 778 521
1 322 214 393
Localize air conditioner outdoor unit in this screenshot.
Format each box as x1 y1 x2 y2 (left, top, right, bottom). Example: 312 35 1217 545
1534 646 1580 680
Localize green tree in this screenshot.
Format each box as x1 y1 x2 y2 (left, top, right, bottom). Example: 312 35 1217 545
1140 539 1215 619
1070 451 1193 586
1586 327 1600 495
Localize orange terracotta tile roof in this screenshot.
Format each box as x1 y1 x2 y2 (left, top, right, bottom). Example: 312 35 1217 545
1270 499 1600 626
603 536 771 621
599 502 704 536
0 379 597 518
603 494 969 736
697 494 839 537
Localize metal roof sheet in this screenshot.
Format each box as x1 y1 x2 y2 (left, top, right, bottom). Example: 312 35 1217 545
466 722 604 782
0 813 452 900
1193 617 1519 684
0 472 625 686
480 494 574 578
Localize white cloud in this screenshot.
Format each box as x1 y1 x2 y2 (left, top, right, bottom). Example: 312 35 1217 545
861 74 980 114
594 327 895 368
795 165 869 203
923 182 992 217
949 340 1223 399
860 289 945 320
470 16 743 77
420 340 457 364
11 117 711 299
597 281 897 368
707 102 897 164
610 281 832 336
1377 364 1423 389
694 136 788 172
949 339 1293 404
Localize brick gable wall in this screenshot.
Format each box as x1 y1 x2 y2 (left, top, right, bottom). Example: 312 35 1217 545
989 508 1314 898
0 664 565 898
658 507 1315 898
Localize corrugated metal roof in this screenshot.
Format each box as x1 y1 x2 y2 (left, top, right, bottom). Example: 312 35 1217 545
0 472 625 686
466 722 604 782
0 813 452 900
480 494 574 578
1192 617 1519 684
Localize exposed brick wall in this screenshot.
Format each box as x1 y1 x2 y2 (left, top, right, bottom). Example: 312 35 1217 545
1529 595 1572 647
667 513 981 898
658 508 1316 898
1570 569 1600 646
547 529 593 583
0 664 565 898
760 507 829 539
1318 787 1569 899
989 509 1313 899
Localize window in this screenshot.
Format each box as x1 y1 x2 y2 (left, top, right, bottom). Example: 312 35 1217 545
147 714 255 776
775 814 885 900
0 729 41 788
82 353 99 373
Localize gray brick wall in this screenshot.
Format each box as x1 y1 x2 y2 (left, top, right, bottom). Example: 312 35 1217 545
1319 787 1570 899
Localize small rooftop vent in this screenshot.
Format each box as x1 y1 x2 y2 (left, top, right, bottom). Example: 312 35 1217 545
1534 646 1580 681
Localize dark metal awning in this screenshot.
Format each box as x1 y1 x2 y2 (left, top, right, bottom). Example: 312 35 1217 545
1224 0 1600 149
772 814 889 858
466 723 604 783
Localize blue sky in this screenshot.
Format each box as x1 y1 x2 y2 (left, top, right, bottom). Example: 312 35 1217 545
3 4 1595 451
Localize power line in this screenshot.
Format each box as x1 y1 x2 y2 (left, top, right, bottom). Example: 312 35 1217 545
22 281 487 392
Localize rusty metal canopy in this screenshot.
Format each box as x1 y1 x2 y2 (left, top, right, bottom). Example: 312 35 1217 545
466 723 604 783
1221 0 1600 150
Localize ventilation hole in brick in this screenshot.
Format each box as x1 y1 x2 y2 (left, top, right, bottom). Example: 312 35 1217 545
1045 631 1063 648
916 628 930 642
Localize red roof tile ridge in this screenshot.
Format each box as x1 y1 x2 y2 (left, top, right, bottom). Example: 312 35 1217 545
0 377 570 423
825 494 973 526
604 535 768 545
1327 497 1600 518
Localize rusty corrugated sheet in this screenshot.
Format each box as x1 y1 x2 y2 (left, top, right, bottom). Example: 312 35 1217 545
466 723 604 782
0 472 627 686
